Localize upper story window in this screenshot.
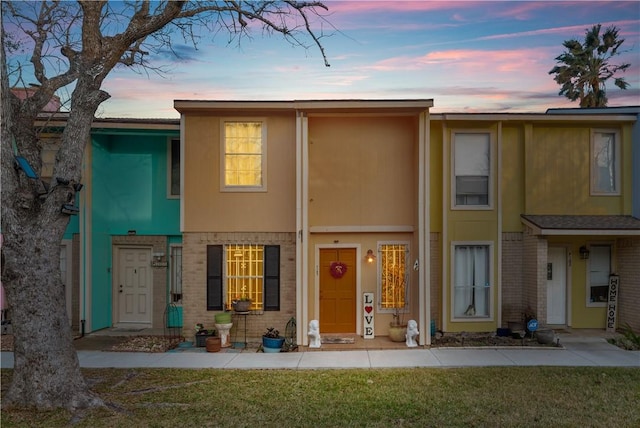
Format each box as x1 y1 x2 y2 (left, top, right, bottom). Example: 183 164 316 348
168 138 180 198
591 130 620 195
453 132 491 208
221 120 266 191
378 243 409 312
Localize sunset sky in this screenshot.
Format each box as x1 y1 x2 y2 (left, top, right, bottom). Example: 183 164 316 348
8 1 640 117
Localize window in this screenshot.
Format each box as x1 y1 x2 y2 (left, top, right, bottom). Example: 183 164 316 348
588 245 611 306
221 121 266 191
453 132 491 207
168 138 180 197
379 243 409 311
453 244 491 318
170 246 182 303
206 244 280 311
591 131 620 195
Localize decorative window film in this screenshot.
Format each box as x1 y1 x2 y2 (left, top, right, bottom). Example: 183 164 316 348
453 132 490 207
225 244 264 310
588 245 611 305
453 245 491 318
222 121 265 189
379 243 409 310
591 131 619 195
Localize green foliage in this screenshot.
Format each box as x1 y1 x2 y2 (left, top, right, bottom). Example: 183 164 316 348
549 24 630 107
263 327 280 338
621 323 640 347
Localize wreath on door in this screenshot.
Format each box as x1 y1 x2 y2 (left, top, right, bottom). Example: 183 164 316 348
330 261 347 279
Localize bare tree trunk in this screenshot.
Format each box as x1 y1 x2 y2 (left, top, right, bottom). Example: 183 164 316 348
1 24 107 409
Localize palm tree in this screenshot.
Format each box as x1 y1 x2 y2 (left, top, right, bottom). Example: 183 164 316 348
549 25 630 108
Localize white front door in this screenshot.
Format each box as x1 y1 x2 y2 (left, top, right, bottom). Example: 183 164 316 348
117 247 152 325
547 247 567 325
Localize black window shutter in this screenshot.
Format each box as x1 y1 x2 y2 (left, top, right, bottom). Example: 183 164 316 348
264 245 280 311
206 245 223 310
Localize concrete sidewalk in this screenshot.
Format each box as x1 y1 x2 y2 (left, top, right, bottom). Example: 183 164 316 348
2 335 638 369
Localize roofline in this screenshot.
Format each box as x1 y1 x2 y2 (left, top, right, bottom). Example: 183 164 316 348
521 216 640 236
433 112 637 123
34 114 180 130
173 99 434 113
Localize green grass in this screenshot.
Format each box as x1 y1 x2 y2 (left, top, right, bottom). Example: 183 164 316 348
2 367 639 427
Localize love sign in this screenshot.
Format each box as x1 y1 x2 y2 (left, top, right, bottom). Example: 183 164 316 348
363 293 374 339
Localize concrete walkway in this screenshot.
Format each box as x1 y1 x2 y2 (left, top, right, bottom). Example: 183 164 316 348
1 335 638 369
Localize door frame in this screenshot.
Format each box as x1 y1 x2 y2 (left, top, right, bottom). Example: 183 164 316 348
315 244 362 335
112 245 154 328
547 244 571 327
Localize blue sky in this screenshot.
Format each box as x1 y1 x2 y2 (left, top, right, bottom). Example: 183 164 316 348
21 1 640 117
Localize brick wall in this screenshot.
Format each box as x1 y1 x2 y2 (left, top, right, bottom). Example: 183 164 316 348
522 229 547 324
182 232 296 343
112 235 168 329
502 232 523 326
616 237 640 332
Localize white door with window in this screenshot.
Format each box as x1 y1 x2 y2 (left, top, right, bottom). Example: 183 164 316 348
547 247 567 325
116 247 152 325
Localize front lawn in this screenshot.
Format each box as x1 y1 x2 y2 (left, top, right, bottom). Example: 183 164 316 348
2 367 639 427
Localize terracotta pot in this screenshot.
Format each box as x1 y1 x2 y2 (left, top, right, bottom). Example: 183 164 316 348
388 324 407 342
206 336 221 352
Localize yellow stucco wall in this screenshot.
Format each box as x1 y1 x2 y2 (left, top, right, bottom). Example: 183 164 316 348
524 125 631 215
183 113 297 232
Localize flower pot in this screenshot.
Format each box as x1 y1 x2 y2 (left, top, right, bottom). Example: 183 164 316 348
262 336 285 352
233 300 251 312
206 336 221 352
215 312 232 324
536 329 556 345
195 332 215 347
388 324 407 342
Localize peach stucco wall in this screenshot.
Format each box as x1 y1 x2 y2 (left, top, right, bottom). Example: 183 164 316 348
183 113 297 232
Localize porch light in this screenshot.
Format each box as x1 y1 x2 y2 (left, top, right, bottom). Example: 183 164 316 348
365 249 376 263
579 246 590 260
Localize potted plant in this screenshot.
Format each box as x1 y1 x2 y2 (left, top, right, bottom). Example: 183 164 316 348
194 323 216 347
262 327 285 353
232 296 252 312
388 308 407 342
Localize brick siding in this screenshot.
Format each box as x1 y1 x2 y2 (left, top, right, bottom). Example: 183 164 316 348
616 237 640 332
182 232 296 343
502 232 523 326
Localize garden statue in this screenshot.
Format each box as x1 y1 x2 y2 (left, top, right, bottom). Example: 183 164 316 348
308 319 321 348
406 319 419 347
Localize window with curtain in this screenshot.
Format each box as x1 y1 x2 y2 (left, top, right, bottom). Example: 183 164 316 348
453 245 491 318
222 121 265 190
453 132 490 207
379 243 409 310
588 245 610 305
591 131 619 195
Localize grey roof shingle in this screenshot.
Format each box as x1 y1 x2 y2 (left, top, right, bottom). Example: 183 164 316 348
521 215 640 231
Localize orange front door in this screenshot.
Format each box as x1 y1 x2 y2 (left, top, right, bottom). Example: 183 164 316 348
319 248 356 333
